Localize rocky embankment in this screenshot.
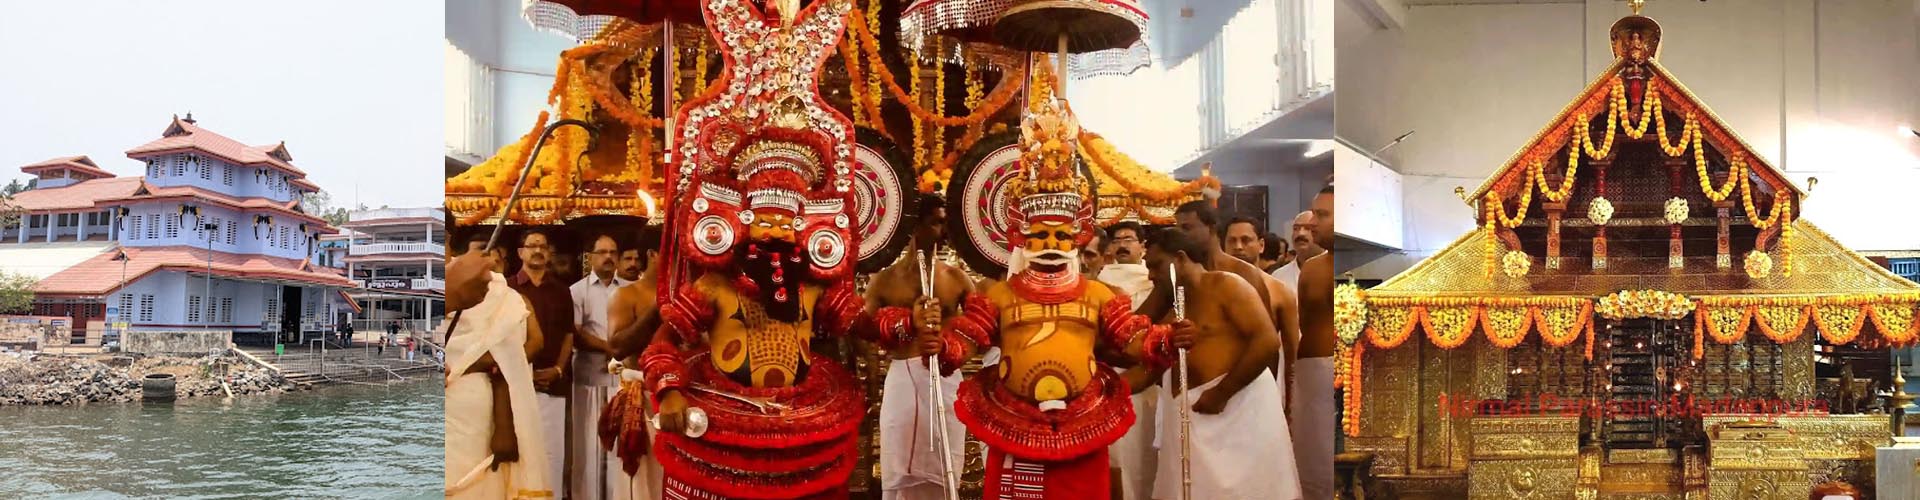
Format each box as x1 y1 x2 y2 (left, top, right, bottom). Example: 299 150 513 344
0 354 290 406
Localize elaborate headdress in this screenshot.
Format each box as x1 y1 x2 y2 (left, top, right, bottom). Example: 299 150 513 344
666 0 857 285
1004 76 1095 250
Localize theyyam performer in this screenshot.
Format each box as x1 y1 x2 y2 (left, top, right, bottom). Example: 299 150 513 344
595 0 924 497
918 94 1195 499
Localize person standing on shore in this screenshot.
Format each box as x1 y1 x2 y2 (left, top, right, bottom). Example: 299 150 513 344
444 231 554 499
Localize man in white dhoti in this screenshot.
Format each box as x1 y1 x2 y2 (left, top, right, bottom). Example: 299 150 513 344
1142 228 1300 500
506 228 576 496
1294 190 1338 500
865 195 972 500
446 236 554 500
1097 220 1159 500
570 234 631 500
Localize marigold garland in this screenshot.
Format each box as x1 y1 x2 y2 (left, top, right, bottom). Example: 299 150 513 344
847 11 1023 129
1422 306 1479 349
1081 132 1219 203
1813 304 1867 344
1739 173 1790 230
1531 143 1579 203
1481 306 1531 348
1617 78 1657 140
1869 302 1920 344
1702 304 1751 344
1577 108 1616 160
1534 302 1590 347
1365 305 1417 349
1343 342 1364 437
1485 188 1531 229
1483 220 1498 277
1695 141 1741 202
1751 305 1809 343
1658 113 1696 157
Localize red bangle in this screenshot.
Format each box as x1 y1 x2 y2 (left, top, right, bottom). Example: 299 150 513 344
874 306 916 351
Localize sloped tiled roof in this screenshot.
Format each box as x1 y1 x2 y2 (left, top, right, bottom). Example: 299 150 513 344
21 155 115 179
33 245 353 297
7 177 145 212
125 117 311 178
1368 219 1920 299
96 184 339 233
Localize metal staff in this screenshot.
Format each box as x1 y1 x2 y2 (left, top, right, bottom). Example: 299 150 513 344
919 246 961 500
1170 263 1192 500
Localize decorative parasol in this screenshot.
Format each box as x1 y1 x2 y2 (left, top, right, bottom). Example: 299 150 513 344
523 0 703 38
899 0 1150 79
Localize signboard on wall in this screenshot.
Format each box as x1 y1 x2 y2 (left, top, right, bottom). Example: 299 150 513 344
365 279 413 290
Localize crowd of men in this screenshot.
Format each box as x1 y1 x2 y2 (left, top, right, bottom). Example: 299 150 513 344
442 184 1336 500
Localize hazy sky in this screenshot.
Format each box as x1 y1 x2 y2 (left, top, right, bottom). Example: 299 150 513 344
0 1 444 208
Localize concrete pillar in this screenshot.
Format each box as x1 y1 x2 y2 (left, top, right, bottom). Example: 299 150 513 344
46 214 54 242
77 212 86 242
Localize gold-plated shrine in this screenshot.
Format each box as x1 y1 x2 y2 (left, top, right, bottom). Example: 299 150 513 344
1333 8 1913 500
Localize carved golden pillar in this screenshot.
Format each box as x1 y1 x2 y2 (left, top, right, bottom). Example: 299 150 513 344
1466 416 1582 499
1668 157 1686 269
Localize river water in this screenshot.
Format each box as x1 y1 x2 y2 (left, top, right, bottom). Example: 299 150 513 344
0 380 441 499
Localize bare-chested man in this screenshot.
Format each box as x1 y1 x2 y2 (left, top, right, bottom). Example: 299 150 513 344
865 194 975 500
603 225 664 500
1141 227 1300 500
1172 201 1300 385
1294 185 1337 500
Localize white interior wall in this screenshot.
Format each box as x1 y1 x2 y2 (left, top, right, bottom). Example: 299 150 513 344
1337 0 1920 279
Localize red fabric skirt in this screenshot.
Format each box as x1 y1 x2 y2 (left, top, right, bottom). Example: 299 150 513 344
982 447 1111 500
662 476 847 500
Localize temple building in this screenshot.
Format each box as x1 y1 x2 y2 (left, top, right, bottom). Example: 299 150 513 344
1336 9 1915 500
11 116 355 346
336 207 444 336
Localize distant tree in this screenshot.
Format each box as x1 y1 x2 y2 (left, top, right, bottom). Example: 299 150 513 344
0 194 19 230
303 191 356 226
2 179 26 196
0 271 36 315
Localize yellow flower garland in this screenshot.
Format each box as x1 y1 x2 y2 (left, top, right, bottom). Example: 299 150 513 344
1423 306 1479 349
1485 189 1531 229
1366 306 1417 349
1751 304 1808 343
1869 303 1920 344
1696 145 1741 203
1531 143 1579 203
1702 305 1751 344
1617 79 1657 140
1813 304 1867 344
1739 174 1791 230
1343 342 1364 437
1534 301 1590 347
1482 306 1532 348
1335 284 1367 345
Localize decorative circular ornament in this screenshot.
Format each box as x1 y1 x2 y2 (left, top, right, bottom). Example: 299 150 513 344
849 129 916 273
946 133 1027 278
1502 250 1532 278
692 197 709 214
736 209 755 225
1744 250 1772 279
1588 197 1614 226
809 230 847 269
693 215 735 256
1663 197 1689 225
945 132 1099 278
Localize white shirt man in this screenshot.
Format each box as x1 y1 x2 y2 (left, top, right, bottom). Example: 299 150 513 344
570 236 632 500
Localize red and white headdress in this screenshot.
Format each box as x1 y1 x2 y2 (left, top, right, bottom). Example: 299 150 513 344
1005 96 1095 250
664 0 857 285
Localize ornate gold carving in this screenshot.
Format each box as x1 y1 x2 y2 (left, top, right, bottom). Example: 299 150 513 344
1467 459 1577 499
1779 334 1813 401
1474 340 1507 400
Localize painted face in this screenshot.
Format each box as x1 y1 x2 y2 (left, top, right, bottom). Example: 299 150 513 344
746 211 798 243
1023 221 1076 254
